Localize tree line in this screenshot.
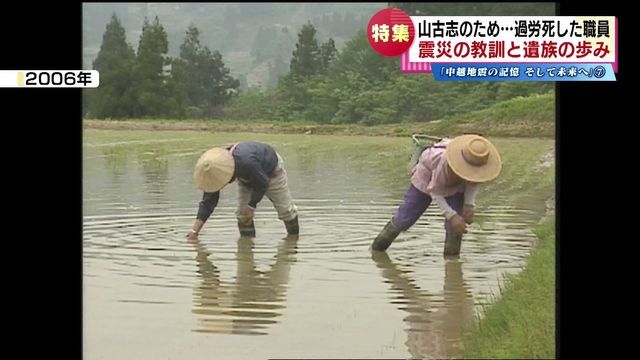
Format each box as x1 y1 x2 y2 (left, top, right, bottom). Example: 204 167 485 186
225 2 554 124
85 15 239 119
87 2 554 123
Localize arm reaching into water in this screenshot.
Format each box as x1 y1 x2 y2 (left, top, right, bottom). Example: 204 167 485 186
187 191 220 240
462 183 478 224
432 195 468 235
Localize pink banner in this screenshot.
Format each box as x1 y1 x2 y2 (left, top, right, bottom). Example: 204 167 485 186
401 51 432 73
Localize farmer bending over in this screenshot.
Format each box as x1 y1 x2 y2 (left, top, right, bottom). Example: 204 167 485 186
371 135 502 256
187 141 299 240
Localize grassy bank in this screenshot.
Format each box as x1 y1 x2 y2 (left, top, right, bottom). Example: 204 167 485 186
430 92 554 137
462 218 556 359
84 92 554 138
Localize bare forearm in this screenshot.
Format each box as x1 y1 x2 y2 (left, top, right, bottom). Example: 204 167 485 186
187 219 205 239
191 219 205 234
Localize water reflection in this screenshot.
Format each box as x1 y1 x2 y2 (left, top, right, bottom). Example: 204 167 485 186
138 148 169 179
84 132 553 358
188 235 299 335
372 252 475 359
137 147 169 194
102 146 128 180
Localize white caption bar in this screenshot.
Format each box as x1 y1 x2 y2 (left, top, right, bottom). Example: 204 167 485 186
0 70 99 88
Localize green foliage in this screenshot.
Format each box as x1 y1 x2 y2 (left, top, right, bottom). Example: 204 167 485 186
92 14 135 74
462 219 555 359
83 4 386 88
425 91 555 137
185 106 203 118
172 25 240 118
319 38 337 73
301 75 339 123
88 16 238 119
329 30 398 85
87 4 556 126
271 74 312 121
130 16 171 117
223 88 273 120
226 25 553 126
88 14 136 118
289 23 322 78
441 92 555 125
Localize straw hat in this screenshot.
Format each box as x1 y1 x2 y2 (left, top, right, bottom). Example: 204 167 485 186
193 148 235 192
445 135 502 183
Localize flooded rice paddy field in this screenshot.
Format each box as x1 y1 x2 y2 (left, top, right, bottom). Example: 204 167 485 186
83 130 554 359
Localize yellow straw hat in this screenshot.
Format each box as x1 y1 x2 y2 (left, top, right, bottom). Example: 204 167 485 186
193 148 235 192
445 135 502 183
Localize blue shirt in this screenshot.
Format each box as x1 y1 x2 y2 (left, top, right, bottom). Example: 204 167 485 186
196 141 279 222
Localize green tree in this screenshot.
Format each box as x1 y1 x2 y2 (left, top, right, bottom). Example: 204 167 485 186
223 88 273 120
302 75 339 123
221 3 556 126
130 16 172 117
271 74 312 121
90 13 136 118
330 30 397 85
289 23 321 78
319 38 337 73
172 25 240 118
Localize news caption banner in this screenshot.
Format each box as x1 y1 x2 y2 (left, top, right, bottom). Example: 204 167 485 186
0 70 99 88
367 8 617 81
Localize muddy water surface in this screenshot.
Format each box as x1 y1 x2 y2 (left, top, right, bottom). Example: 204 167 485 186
83 130 554 359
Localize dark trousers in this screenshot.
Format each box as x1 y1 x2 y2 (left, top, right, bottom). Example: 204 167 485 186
392 184 464 232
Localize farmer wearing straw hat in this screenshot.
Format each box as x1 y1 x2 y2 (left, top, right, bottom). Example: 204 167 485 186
187 141 299 240
371 134 502 256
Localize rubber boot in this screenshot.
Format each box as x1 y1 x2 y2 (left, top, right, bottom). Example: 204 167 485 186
284 216 299 235
238 220 256 237
371 220 401 251
443 231 462 257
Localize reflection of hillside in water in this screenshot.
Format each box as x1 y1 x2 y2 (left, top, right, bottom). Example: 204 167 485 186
373 252 475 359
189 235 299 335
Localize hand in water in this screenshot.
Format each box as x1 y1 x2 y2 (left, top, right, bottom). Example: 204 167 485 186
186 230 198 240
239 207 255 225
450 215 468 235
